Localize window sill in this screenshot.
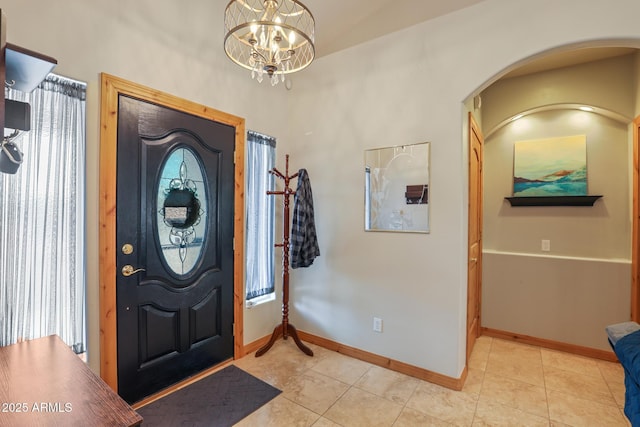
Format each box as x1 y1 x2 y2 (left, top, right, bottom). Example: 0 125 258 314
246 292 276 308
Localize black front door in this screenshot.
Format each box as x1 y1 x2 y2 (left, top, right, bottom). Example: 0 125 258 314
115 94 235 403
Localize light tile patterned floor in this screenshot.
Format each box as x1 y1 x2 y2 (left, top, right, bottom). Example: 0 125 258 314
232 336 630 426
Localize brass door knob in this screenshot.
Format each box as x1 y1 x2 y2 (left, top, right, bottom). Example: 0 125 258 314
122 265 146 277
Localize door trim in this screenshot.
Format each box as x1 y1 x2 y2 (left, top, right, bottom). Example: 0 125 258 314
98 73 245 391
467 112 483 362
633 115 640 322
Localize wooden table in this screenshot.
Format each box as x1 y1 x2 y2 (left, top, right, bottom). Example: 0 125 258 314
0 335 142 426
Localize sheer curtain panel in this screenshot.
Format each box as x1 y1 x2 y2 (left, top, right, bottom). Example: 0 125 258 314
245 131 276 302
0 74 86 353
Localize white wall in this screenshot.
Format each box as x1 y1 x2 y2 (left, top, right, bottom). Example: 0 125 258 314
1 0 287 372
4 0 640 380
285 0 640 378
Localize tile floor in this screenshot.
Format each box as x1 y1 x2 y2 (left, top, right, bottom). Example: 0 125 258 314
232 336 630 426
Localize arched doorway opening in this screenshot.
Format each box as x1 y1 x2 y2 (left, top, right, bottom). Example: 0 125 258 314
466 45 640 360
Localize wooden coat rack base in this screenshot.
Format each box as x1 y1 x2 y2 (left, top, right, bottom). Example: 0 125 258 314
255 154 313 358
256 323 313 357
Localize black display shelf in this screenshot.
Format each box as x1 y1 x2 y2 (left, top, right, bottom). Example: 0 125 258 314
505 195 602 207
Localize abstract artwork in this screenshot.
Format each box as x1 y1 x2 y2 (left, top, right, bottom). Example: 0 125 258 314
513 135 587 197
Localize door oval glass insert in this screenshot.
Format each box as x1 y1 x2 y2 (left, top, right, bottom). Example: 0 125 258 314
157 146 207 276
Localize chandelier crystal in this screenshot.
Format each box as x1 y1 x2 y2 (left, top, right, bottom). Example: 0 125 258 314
224 0 315 86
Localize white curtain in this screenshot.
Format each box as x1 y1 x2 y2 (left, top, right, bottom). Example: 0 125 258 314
245 131 276 300
0 74 86 353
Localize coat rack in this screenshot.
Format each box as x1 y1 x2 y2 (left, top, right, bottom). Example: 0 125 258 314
256 155 314 357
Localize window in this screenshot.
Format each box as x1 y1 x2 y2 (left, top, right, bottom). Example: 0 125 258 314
245 131 276 306
0 74 86 353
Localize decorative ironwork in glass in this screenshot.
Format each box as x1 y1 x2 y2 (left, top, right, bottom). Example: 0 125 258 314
157 147 207 275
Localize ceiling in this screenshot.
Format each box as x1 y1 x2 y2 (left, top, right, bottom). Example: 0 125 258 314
302 0 637 76
503 47 637 78
304 0 486 58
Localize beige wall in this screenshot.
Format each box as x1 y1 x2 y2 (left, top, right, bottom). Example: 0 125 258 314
482 54 637 133
481 55 637 350
483 252 630 350
484 110 631 258
3 0 640 380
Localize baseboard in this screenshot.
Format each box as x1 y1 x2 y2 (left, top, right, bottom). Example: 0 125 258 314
481 327 618 362
242 330 465 390
241 334 272 356
295 330 466 391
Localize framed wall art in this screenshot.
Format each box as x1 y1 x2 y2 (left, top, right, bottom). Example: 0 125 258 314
513 134 587 197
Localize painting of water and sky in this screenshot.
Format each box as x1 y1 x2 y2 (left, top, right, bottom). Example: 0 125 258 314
513 135 587 197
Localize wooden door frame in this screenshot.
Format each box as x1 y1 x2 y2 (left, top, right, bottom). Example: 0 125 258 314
467 112 483 361
98 73 245 391
633 115 640 322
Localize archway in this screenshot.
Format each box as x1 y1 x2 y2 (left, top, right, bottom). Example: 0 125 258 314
466 44 640 360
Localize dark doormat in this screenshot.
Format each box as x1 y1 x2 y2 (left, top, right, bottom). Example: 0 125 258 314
136 365 281 426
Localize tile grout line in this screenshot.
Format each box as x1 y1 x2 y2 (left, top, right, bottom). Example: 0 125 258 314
469 336 493 426
306 358 373 425
596 359 628 420
389 368 421 427
539 346 552 424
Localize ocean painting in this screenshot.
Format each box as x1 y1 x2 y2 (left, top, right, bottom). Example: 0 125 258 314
513 135 587 197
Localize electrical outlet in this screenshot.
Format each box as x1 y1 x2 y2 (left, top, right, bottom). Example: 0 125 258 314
373 317 383 333
541 239 551 251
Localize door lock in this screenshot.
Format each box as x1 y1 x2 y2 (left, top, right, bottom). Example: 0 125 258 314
122 264 146 277
121 244 134 255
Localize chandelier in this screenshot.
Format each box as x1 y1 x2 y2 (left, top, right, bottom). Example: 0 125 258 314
224 0 315 86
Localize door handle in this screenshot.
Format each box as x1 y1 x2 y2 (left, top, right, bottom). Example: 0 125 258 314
122 264 146 277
